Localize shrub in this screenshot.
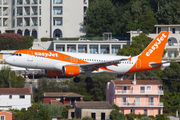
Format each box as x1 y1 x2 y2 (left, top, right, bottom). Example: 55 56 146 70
82 116 93 120
140 116 153 120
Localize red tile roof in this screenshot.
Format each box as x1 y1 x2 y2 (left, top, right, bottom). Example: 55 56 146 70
75 101 113 109
0 88 31 94
112 80 162 85
44 92 83 97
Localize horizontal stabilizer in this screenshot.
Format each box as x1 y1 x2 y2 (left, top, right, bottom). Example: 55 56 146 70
149 61 171 68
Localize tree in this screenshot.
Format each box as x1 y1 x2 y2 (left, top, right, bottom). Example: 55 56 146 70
85 0 116 37
34 77 60 103
117 33 153 56
110 109 126 120
0 66 25 88
155 0 180 24
0 33 34 50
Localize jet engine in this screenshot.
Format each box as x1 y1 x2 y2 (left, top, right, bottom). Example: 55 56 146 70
62 65 80 76
44 70 62 77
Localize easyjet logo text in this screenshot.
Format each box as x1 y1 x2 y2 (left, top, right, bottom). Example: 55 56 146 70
146 33 167 57
34 52 58 57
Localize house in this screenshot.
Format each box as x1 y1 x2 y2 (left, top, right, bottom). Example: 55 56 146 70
106 80 164 116
0 111 13 120
73 101 113 120
0 88 31 110
44 92 83 106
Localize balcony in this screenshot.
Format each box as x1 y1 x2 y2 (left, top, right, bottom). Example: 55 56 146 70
114 90 164 95
115 102 163 107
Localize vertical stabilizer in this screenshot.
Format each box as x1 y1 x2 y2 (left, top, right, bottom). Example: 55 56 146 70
139 31 169 62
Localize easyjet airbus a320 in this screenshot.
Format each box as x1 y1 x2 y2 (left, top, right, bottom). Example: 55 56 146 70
5 31 170 82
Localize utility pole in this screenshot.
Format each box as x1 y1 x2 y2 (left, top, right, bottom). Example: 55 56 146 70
9 67 11 88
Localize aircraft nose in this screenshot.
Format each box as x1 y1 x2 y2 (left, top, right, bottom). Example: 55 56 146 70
5 57 12 64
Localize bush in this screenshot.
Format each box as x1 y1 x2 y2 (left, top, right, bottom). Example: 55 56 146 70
41 37 53 42
110 110 126 120
140 116 152 120
0 33 34 50
82 116 93 120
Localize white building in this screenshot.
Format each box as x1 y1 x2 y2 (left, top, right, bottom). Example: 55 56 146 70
0 88 31 110
0 0 88 39
129 25 180 59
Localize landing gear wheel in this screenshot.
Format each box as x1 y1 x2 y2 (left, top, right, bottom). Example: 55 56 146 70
85 77 92 83
73 77 80 83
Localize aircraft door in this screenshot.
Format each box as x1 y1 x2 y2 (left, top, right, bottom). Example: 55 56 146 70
27 51 33 61
136 58 141 69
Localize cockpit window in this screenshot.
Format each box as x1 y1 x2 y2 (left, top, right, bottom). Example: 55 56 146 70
12 53 15 55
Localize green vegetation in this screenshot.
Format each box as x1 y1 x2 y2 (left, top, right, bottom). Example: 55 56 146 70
0 66 25 88
38 103 64 117
0 33 34 50
82 116 93 120
110 104 126 120
34 74 116 103
86 0 180 37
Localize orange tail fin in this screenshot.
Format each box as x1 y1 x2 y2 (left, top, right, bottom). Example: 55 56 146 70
139 31 169 62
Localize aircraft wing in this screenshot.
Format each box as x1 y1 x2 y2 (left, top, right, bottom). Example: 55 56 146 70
69 58 128 72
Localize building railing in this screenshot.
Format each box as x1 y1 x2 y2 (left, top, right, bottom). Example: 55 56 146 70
115 90 164 95
115 102 163 107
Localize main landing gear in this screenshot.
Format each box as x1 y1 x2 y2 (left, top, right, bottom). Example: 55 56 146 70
73 77 92 83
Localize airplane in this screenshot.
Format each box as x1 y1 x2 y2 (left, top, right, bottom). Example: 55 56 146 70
5 31 170 83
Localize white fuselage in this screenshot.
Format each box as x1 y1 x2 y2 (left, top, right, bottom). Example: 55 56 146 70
5 51 138 75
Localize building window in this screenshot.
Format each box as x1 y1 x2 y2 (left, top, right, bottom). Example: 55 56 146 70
39 17 41 26
172 28 175 34
53 18 62 26
146 86 151 91
101 113 105 120
91 113 96 120
140 86 145 93
111 45 121 54
19 95 25 99
39 7 41 15
53 0 62 4
158 27 161 33
90 45 98 54
144 109 147 115
0 116 5 120
100 45 109 54
84 0 87 4
39 0 41 4
149 97 154 105
9 95 12 99
121 109 124 114
158 109 161 114
130 109 135 114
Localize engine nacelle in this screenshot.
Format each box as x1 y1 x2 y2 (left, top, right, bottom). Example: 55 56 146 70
45 70 62 77
62 65 80 76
